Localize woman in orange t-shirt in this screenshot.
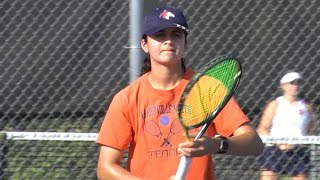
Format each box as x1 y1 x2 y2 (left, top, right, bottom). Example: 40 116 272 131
96 6 264 180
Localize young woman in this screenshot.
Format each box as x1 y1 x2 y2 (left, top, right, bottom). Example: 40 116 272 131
96 7 264 180
257 72 315 180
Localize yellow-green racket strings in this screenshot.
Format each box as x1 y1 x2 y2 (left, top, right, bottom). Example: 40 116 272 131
179 59 239 131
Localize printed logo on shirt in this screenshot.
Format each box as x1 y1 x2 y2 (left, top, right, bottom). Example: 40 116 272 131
145 117 183 147
140 104 192 120
298 108 308 116
148 147 180 159
141 104 178 119
142 104 193 159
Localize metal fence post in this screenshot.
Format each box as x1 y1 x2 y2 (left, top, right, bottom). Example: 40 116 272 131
129 0 144 82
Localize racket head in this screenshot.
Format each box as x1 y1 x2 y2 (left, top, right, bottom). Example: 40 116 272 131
178 55 241 130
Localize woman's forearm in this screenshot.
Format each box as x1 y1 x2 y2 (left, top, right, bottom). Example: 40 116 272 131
97 163 143 180
226 132 264 156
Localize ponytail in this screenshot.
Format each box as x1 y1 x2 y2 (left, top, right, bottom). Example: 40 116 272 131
140 55 151 76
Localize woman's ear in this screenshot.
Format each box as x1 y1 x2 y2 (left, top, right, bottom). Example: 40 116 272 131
141 38 148 53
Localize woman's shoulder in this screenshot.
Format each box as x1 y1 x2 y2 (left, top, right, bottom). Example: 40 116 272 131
117 75 146 95
265 98 279 111
300 99 313 112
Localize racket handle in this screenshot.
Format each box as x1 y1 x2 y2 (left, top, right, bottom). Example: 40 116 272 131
174 156 192 180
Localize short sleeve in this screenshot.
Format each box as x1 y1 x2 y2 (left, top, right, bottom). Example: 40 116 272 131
96 92 133 150
214 97 249 137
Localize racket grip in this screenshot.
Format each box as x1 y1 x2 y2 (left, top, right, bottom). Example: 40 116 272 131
174 156 192 180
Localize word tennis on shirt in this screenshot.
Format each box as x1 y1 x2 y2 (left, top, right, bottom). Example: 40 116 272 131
148 147 180 159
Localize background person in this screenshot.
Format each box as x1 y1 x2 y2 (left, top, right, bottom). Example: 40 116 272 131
257 71 316 180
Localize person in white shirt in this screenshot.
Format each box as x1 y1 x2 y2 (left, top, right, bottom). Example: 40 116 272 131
257 71 316 180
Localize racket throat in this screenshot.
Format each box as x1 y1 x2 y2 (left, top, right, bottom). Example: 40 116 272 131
185 131 191 142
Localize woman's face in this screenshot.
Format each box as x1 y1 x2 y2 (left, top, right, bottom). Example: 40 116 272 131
141 27 186 66
281 80 301 96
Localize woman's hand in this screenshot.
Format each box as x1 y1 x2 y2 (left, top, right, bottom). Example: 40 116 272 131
177 134 220 157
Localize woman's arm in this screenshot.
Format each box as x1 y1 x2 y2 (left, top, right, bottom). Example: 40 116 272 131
226 123 264 156
97 146 143 180
306 103 317 135
177 122 264 157
256 100 277 136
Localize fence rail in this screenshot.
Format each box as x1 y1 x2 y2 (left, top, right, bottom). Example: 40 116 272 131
1 132 320 179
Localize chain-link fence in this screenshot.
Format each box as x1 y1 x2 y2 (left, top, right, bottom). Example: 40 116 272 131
0 0 320 179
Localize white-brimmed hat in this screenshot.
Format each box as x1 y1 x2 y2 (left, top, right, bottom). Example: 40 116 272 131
280 72 301 84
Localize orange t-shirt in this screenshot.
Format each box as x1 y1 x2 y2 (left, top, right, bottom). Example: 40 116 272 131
96 68 249 180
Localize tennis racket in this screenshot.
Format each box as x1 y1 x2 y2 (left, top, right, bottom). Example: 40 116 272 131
174 55 241 180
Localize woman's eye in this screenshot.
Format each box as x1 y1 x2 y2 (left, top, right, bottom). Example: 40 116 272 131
175 33 182 37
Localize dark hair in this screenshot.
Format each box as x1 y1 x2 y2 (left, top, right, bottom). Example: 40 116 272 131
139 35 187 76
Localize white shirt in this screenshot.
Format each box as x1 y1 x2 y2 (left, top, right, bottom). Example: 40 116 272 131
270 96 310 137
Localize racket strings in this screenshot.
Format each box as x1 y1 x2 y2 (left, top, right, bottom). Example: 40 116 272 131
184 82 226 127
179 59 240 128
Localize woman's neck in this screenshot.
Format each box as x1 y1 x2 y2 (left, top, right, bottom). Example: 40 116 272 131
283 94 298 104
147 65 185 90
